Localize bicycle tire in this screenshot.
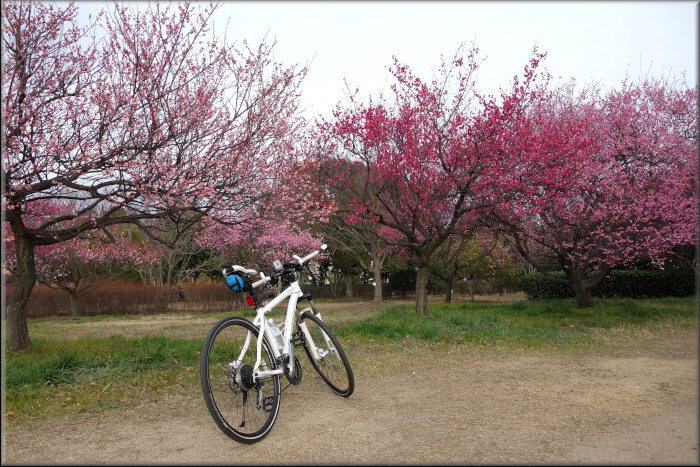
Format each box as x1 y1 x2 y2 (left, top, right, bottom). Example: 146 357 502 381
200 316 281 443
298 310 354 397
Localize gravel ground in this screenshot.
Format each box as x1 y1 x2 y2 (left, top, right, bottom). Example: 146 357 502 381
3 323 697 465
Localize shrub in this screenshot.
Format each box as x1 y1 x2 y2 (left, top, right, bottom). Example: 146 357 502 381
594 269 696 298
388 268 416 296
519 269 696 300
518 273 575 299
452 277 521 296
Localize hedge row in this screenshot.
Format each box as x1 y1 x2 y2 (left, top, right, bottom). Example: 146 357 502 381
11 280 402 319
7 282 246 319
519 269 697 300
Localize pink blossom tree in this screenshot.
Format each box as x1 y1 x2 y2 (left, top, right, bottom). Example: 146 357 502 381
35 237 159 318
6 229 159 319
314 44 551 316
197 214 321 272
3 199 160 317
2 2 307 349
494 77 697 307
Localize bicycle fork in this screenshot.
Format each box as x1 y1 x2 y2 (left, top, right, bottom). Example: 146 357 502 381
297 305 337 360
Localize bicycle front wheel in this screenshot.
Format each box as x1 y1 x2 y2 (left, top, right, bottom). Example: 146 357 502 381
200 316 281 443
298 310 354 397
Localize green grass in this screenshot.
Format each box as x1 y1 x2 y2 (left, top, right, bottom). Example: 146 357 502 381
5 335 202 423
7 335 201 387
336 296 697 348
4 296 696 425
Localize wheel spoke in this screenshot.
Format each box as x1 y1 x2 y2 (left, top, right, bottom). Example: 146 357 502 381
200 317 281 443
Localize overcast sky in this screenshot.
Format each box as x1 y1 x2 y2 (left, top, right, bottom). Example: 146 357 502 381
74 1 698 120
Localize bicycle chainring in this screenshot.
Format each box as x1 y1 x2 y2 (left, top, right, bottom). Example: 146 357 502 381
282 354 303 385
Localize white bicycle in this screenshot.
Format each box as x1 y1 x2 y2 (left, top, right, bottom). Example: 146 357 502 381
200 244 354 443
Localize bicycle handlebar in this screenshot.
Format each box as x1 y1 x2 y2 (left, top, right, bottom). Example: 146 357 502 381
223 244 328 289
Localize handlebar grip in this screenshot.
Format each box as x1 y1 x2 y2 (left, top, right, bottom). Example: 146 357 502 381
298 244 328 265
252 272 270 289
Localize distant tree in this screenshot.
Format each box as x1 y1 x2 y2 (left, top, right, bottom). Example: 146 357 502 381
459 237 521 300
2 2 307 349
427 232 499 303
33 237 156 318
329 246 366 298
134 217 223 287
316 208 390 302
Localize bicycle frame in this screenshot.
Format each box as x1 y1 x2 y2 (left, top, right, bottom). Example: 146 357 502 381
201 243 354 444
234 276 334 384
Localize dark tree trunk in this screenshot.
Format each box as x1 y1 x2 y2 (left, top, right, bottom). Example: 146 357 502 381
6 216 36 351
571 279 593 308
343 273 354 298
444 277 453 303
415 259 429 316
69 290 79 319
564 265 610 308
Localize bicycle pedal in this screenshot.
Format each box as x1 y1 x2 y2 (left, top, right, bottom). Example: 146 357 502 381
261 396 275 413
292 331 305 347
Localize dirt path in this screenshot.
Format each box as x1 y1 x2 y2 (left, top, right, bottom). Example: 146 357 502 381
3 326 698 465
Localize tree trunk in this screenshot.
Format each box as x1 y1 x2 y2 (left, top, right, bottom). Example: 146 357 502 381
372 259 383 303
467 280 475 301
564 267 594 308
69 290 79 319
330 271 344 298
343 273 354 298
415 260 429 316
444 277 453 303
572 281 593 308
6 217 36 351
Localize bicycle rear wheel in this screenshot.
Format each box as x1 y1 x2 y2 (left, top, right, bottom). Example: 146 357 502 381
200 316 281 443
298 310 354 397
